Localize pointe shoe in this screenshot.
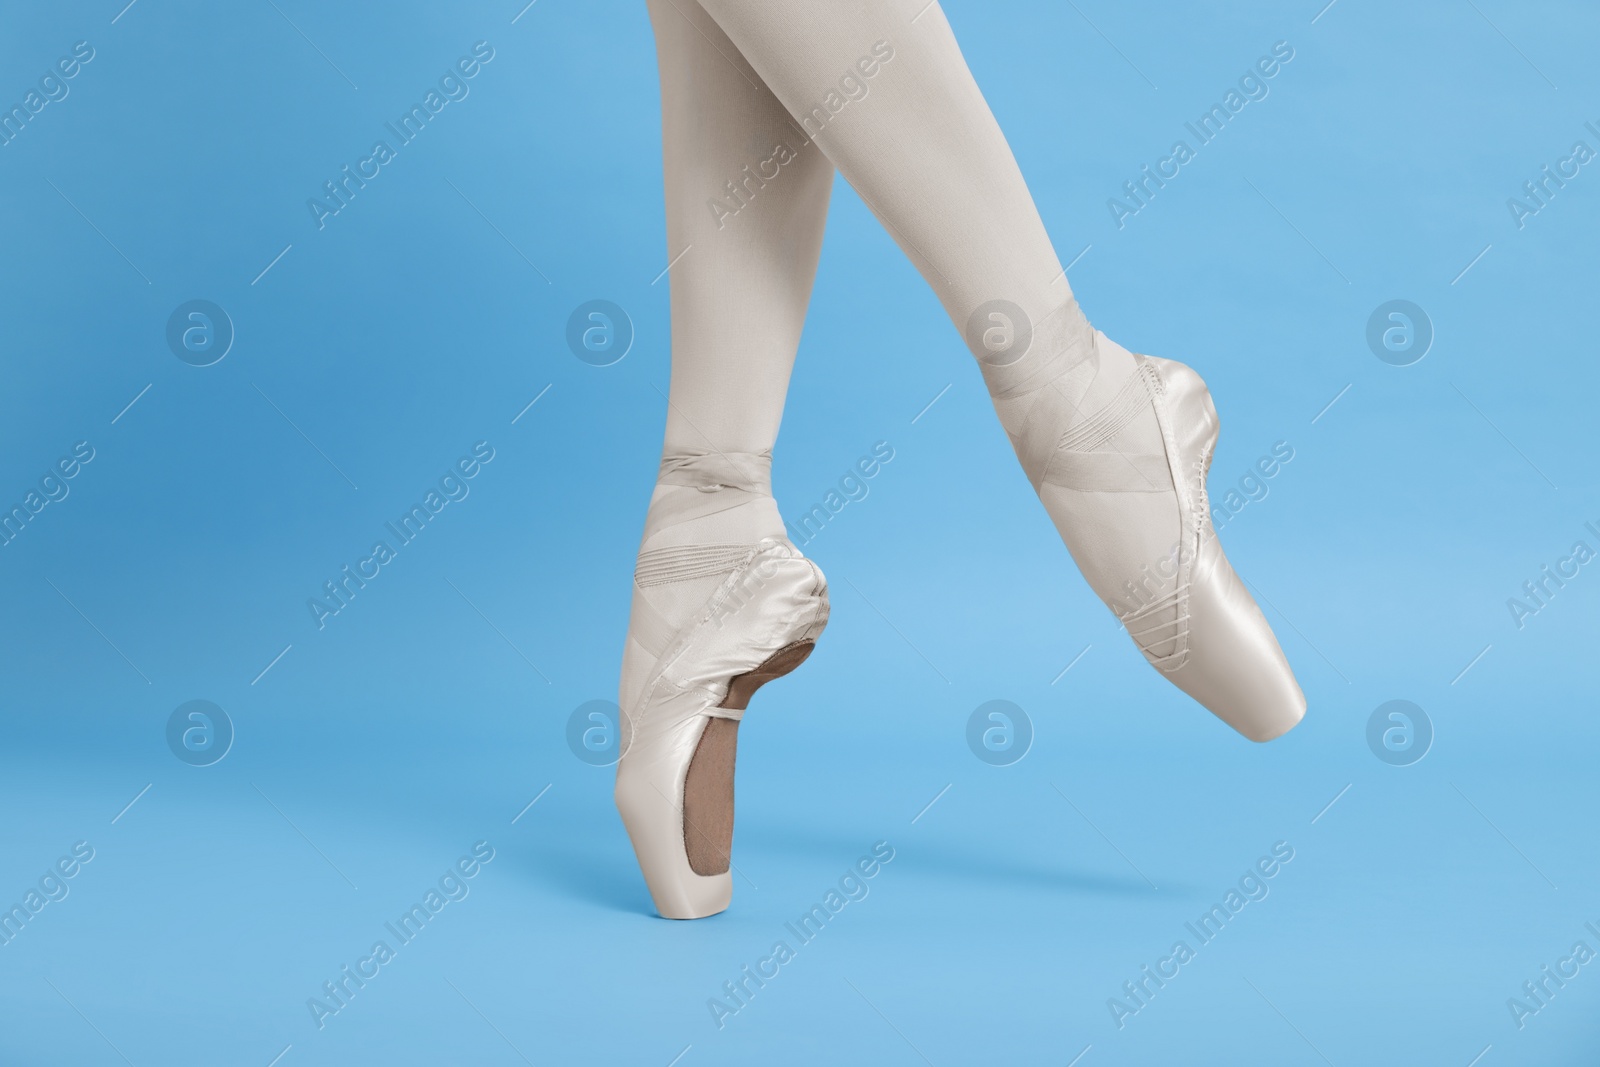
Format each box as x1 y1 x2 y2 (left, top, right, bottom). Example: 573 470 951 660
1014 330 1305 740
615 539 827 918
615 456 828 919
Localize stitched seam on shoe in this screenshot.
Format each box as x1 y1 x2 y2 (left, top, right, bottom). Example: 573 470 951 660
635 543 757 588
1141 359 1192 667
1056 361 1158 454
627 540 821 733
627 546 765 734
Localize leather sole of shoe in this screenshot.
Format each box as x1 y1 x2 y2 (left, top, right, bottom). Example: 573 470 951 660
681 640 816 877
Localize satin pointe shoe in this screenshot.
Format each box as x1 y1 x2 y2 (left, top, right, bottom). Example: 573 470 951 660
615 452 829 919
990 322 1306 740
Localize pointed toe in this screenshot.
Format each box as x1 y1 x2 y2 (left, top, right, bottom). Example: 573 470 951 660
1168 539 1306 742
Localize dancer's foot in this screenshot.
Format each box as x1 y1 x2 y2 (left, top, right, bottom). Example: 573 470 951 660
980 304 1305 740
615 451 829 918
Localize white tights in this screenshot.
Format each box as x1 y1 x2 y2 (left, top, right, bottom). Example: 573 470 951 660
630 0 1163 698
645 0 1121 461
625 0 1305 765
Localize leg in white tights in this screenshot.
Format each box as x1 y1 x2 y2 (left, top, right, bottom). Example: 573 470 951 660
617 0 835 919
694 0 1084 355
626 0 834 713
651 0 835 462
689 0 1159 454
686 0 1305 739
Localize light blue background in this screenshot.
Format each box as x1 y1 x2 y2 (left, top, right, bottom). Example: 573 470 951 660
1 0 1596 1064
